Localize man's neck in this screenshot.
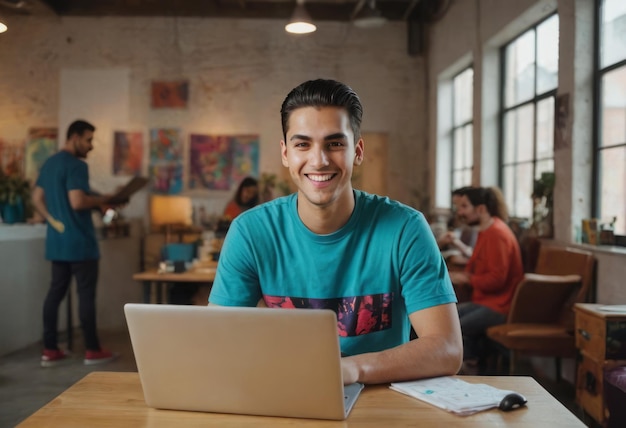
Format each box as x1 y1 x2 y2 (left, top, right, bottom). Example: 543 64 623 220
478 216 495 232
297 190 355 235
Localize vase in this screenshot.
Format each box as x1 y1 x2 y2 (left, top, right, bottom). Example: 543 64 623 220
1 196 25 224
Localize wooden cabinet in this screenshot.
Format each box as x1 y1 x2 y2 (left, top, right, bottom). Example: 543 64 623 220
574 304 626 425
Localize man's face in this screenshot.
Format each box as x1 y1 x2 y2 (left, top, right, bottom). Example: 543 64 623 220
453 195 481 226
73 131 94 159
280 106 363 210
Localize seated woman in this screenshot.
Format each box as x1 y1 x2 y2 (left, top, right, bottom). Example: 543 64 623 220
223 176 259 220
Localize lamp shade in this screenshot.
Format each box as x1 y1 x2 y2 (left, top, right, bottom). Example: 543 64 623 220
285 1 316 34
150 195 192 228
0 21 7 33
353 0 387 28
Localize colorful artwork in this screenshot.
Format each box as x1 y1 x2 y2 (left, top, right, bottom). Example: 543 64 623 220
151 80 189 108
113 131 143 176
188 134 259 191
24 128 57 183
0 139 25 177
230 135 260 186
150 128 182 163
149 128 183 194
189 134 232 190
150 162 183 194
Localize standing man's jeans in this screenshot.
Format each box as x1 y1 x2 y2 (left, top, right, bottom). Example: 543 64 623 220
43 260 100 351
457 302 506 361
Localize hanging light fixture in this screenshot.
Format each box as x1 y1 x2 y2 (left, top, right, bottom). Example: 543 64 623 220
353 0 387 29
0 17 7 33
285 0 316 34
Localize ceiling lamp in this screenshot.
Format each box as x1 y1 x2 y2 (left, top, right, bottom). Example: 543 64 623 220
353 0 387 29
0 16 7 33
285 0 316 34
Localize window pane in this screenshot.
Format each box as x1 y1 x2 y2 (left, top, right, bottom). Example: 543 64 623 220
514 163 534 219
505 30 536 107
453 171 464 189
502 165 516 214
599 146 626 235
601 66 626 148
536 15 559 94
516 104 535 163
454 68 473 126
463 124 473 168
503 111 516 164
462 169 472 187
453 128 464 169
537 97 555 158
601 0 626 68
536 158 554 179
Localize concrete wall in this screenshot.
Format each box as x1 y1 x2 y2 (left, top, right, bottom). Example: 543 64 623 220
0 227 142 357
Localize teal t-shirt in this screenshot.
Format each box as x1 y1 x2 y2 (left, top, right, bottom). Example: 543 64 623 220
36 151 99 261
209 190 456 356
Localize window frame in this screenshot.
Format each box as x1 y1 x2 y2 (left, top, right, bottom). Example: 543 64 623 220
450 66 474 192
498 13 559 220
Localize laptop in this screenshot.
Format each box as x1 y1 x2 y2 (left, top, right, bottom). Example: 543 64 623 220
124 303 364 420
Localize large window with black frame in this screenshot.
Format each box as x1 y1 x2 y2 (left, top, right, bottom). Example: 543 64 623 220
595 0 626 241
500 14 559 220
451 67 473 191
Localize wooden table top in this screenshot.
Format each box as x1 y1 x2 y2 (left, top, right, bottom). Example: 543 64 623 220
133 267 216 282
17 372 584 427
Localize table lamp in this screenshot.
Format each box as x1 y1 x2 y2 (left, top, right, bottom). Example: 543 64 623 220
149 195 192 243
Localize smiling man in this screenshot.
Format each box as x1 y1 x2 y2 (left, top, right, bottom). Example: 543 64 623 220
208 79 463 384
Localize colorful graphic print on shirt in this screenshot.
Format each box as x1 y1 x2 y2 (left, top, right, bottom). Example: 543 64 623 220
263 293 392 337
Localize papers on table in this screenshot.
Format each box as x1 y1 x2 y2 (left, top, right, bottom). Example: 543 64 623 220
390 377 516 416
598 305 626 313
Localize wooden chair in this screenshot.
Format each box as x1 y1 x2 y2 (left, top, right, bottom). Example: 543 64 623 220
486 246 596 380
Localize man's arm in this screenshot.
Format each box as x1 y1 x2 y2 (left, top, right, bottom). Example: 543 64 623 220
341 303 463 384
31 186 65 233
68 189 113 211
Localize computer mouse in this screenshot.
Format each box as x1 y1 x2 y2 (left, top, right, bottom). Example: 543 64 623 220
498 393 527 411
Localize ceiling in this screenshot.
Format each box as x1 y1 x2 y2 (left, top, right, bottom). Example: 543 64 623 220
0 0 451 24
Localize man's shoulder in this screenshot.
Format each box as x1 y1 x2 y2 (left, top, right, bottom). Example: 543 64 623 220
356 190 424 220
235 194 294 222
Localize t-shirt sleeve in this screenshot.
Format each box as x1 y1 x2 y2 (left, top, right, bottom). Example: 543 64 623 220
66 161 90 193
209 217 263 307
399 212 457 314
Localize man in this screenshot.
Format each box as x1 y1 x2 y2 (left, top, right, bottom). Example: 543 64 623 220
209 79 463 384
32 120 120 367
448 186 524 372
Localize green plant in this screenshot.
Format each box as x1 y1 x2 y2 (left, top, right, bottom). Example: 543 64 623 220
259 172 292 201
0 169 33 217
532 172 555 208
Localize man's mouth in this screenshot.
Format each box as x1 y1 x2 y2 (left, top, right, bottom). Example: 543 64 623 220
306 174 335 182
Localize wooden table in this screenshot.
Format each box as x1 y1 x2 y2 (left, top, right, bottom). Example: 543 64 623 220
17 372 585 427
132 267 216 303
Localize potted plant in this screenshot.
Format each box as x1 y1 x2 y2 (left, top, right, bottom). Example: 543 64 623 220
0 169 33 224
531 171 555 237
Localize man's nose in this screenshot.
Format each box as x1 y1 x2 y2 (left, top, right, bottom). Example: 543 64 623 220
309 146 329 167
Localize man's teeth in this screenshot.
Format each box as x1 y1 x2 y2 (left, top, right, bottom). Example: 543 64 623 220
308 174 333 182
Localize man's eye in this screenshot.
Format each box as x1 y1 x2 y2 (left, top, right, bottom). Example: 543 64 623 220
294 142 309 148
328 141 344 148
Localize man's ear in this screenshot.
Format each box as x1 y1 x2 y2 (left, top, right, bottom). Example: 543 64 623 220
280 140 288 167
354 138 364 166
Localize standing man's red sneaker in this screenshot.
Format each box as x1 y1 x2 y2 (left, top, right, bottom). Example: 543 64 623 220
84 349 119 365
41 349 70 367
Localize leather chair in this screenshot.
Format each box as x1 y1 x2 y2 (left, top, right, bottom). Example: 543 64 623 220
486 246 596 379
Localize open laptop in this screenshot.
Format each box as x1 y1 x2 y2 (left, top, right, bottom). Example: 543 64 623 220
124 303 364 420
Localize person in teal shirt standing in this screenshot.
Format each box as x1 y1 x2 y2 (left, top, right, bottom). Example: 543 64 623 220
209 79 463 384
32 120 121 367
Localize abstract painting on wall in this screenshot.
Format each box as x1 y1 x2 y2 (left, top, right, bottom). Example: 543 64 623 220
151 80 189 108
113 131 143 176
149 128 183 194
25 128 57 183
0 139 25 177
188 134 259 191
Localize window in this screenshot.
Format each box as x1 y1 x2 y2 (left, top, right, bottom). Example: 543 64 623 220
595 0 626 236
500 15 559 219
451 68 473 190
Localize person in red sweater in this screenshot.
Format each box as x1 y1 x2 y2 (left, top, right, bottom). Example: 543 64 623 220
448 186 524 371
223 176 259 220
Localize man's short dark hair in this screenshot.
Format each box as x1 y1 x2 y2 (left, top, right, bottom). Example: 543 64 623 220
66 120 95 140
280 79 363 144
